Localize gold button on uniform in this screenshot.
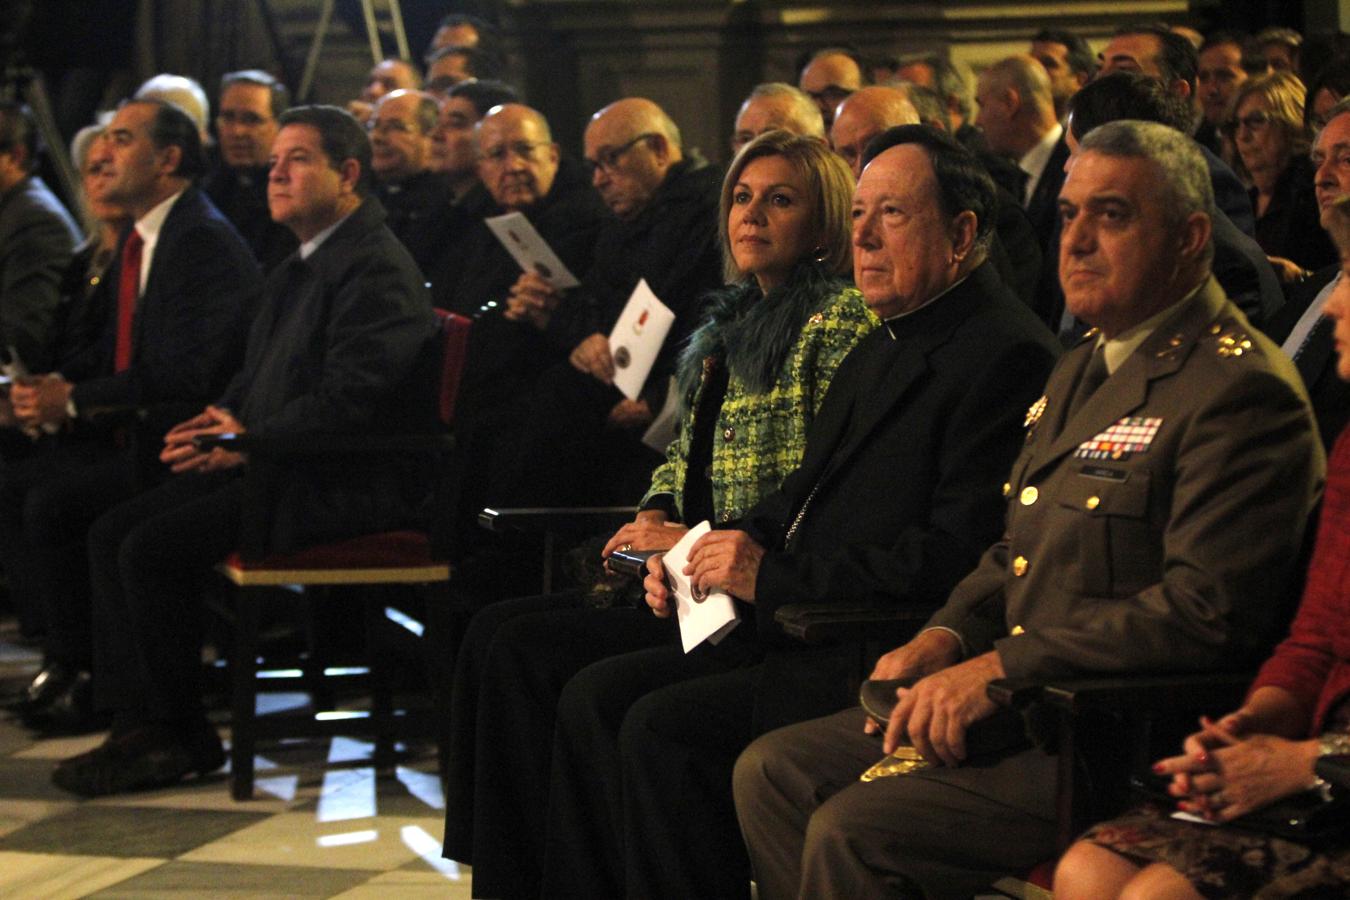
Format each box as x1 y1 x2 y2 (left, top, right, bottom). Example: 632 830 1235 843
1012 556 1028 576
723 427 735 442
1010 625 1025 636
1002 482 1012 498
1020 486 1038 506
1085 495 1100 510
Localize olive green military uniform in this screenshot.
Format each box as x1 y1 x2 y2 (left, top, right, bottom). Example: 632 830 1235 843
734 278 1326 900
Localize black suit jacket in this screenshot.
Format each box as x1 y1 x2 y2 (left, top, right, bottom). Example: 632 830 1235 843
219 196 438 552
0 175 81 371
1025 134 1070 255
741 262 1061 643
70 185 259 429
1267 264 1350 451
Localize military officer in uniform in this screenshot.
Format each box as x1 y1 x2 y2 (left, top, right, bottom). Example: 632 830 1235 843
733 119 1326 900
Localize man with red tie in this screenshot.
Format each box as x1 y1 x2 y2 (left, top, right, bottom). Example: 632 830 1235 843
1 97 259 733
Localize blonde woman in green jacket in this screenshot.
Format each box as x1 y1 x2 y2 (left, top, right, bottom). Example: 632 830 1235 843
601 129 875 558
441 131 872 896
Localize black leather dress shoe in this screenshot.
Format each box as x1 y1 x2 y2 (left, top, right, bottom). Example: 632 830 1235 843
51 724 225 797
20 663 78 715
22 670 108 734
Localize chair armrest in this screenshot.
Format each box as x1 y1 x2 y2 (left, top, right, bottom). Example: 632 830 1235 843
772 602 932 645
986 678 1047 709
477 506 639 535
196 432 454 456
1033 672 1252 715
1315 754 1350 789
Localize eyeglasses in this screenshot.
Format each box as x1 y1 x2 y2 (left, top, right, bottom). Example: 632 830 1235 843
1223 110 1274 135
480 140 548 164
803 85 855 108
584 133 655 176
217 110 270 127
367 119 414 136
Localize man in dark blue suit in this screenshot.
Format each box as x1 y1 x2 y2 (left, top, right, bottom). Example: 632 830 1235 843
50 105 436 796
4 98 259 731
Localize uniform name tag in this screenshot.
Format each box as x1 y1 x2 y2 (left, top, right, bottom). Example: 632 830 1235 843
1079 465 1128 481
1074 417 1162 460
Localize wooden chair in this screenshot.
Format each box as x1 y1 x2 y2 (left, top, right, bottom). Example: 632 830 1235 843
204 309 470 800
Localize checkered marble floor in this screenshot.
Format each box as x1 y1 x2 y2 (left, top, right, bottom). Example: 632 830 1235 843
0 622 471 900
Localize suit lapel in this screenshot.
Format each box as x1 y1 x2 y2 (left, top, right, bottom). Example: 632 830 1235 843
1028 278 1226 479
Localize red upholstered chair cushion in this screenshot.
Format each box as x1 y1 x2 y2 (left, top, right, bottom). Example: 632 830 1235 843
218 531 449 586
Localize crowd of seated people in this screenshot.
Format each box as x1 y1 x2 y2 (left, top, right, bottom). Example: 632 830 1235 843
0 10 1348 899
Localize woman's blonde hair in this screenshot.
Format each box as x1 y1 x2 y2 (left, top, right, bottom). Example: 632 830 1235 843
718 130 854 284
1227 69 1310 179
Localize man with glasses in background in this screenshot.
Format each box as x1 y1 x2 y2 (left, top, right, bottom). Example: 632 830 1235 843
797 48 864 128
489 96 723 509
204 70 297 273
368 88 448 275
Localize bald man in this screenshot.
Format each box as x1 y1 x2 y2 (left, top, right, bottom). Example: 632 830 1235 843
488 96 724 510
347 57 420 125
731 83 824 156
369 89 451 274
430 104 609 483
829 85 918 177
977 55 1071 304
799 49 865 127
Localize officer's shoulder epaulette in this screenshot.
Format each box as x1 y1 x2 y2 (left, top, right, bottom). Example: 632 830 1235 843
1203 320 1260 360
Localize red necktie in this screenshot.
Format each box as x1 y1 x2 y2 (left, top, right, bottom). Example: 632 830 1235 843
115 229 143 373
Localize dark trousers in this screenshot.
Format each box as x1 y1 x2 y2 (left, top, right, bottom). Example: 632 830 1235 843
734 709 1058 900
0 441 136 665
542 643 760 900
87 471 242 725
441 597 672 899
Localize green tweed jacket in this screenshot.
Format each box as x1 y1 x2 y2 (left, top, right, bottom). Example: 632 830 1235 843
642 277 876 523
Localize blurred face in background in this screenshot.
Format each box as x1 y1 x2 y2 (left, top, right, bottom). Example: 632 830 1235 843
431 95 481 182
1230 93 1291 183
369 91 432 181
477 107 559 210
1197 42 1247 126
216 82 278 168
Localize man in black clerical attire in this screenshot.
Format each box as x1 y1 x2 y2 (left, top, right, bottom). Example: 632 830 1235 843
48 105 437 795
492 97 723 507
202 70 298 273
369 88 451 275
431 104 610 539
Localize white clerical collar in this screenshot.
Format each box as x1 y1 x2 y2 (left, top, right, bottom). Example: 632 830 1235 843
882 272 971 339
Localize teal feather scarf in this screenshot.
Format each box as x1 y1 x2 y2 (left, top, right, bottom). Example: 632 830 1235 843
675 263 849 409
